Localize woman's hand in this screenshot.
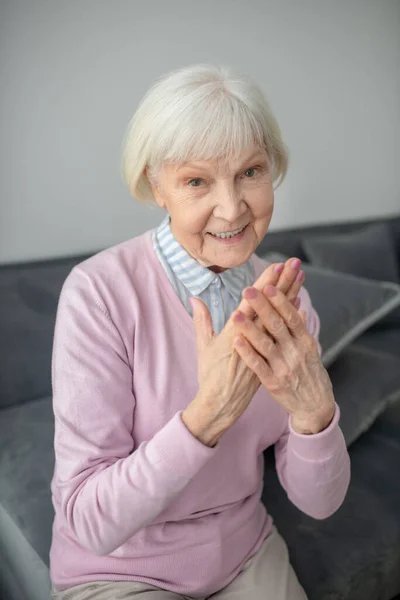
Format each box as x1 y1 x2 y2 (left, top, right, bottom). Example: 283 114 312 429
241 257 304 319
182 258 305 447
232 285 335 435
239 257 304 335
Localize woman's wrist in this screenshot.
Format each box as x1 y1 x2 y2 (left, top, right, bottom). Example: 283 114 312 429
290 404 336 435
181 395 231 447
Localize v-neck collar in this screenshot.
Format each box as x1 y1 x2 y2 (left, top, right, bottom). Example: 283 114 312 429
155 215 254 297
141 230 261 338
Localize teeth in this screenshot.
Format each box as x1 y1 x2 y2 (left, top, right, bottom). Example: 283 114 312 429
211 226 245 239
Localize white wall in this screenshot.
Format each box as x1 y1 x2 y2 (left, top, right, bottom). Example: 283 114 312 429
1 0 399 264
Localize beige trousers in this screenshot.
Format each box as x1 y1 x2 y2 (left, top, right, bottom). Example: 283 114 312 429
51 526 307 600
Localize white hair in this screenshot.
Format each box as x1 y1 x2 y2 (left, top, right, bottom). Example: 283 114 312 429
121 64 289 204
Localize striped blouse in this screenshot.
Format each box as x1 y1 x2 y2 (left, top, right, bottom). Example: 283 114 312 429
152 214 255 334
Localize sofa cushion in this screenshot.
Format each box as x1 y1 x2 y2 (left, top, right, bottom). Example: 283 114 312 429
263 396 400 600
256 217 400 268
301 222 400 283
355 324 400 358
262 251 400 368
0 254 90 409
301 222 400 327
0 502 52 600
0 396 54 565
326 344 400 447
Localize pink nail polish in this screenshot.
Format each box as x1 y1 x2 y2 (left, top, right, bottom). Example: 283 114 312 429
264 285 276 297
244 287 257 299
274 263 284 273
295 297 301 308
291 258 301 270
233 311 245 322
296 270 305 282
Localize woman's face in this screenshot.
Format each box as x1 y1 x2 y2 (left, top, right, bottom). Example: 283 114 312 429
150 144 274 273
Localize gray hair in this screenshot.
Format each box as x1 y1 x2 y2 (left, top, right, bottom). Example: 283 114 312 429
121 64 289 203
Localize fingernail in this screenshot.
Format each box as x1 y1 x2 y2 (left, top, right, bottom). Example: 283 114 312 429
291 258 301 270
274 263 284 273
189 298 194 309
263 285 276 297
233 311 245 322
296 270 305 282
234 335 245 346
243 287 257 299
295 297 301 308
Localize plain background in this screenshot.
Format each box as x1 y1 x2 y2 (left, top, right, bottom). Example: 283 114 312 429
1 0 399 264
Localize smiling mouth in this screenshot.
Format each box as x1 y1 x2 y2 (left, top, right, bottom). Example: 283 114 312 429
208 225 247 239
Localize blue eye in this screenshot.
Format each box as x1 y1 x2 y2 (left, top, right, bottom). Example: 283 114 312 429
188 178 203 187
244 168 257 178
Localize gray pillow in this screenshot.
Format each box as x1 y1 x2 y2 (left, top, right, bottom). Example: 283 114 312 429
301 222 400 283
327 344 400 447
301 222 400 327
262 251 400 369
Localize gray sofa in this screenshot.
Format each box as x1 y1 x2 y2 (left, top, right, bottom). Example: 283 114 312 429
1 215 400 600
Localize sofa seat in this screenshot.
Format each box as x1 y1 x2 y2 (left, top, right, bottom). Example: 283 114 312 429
0 396 55 566
263 398 400 600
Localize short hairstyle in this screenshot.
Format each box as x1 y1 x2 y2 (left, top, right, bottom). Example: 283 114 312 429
121 64 289 204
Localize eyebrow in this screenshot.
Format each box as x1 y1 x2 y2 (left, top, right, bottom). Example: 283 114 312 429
177 150 267 172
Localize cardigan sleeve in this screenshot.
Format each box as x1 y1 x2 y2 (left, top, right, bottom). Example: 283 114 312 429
273 285 351 519
51 266 216 557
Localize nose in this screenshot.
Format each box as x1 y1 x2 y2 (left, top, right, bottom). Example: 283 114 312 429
213 182 248 223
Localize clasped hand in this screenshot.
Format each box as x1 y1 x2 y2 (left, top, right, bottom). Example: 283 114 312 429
188 258 335 444
231 282 335 434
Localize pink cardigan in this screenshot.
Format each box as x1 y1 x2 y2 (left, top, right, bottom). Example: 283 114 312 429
49 230 350 596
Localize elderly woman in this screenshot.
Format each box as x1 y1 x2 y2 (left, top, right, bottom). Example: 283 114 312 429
49 64 350 600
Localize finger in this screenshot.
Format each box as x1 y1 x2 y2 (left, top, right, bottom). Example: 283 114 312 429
253 314 266 331
299 310 307 325
275 258 302 296
284 269 305 306
246 298 300 345
238 258 301 320
261 286 307 340
232 310 288 371
189 297 215 353
233 334 273 383
237 262 285 320
241 287 294 344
